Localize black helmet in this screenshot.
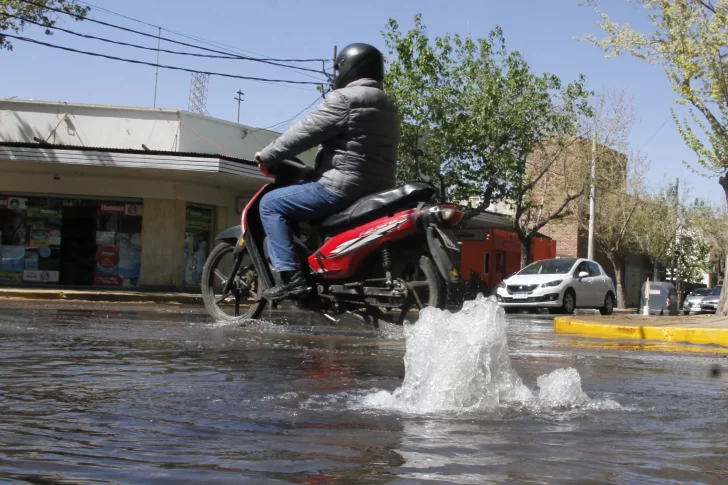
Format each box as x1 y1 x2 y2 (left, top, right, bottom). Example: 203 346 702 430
333 43 384 90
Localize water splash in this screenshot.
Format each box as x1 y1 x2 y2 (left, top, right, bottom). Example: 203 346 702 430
361 296 621 414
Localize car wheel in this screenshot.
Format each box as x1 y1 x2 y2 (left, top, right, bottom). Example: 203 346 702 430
599 292 615 316
561 290 576 315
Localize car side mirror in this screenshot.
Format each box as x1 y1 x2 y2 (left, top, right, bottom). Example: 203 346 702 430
578 271 589 279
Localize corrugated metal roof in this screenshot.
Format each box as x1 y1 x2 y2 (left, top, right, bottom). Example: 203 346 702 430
0 141 255 166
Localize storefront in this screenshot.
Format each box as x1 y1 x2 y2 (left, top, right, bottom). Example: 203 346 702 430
0 194 144 288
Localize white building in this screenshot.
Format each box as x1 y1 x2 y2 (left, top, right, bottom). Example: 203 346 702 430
0 99 316 290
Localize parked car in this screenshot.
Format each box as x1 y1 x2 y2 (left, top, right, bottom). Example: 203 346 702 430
700 286 723 313
494 257 616 315
683 287 710 314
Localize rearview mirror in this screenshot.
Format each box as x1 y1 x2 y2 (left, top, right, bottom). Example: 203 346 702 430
578 271 589 279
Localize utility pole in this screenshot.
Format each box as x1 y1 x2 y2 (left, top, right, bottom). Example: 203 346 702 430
234 90 245 124
675 178 682 308
588 131 597 260
153 27 161 108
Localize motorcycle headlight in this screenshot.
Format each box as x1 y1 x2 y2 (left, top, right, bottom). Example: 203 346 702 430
540 280 563 288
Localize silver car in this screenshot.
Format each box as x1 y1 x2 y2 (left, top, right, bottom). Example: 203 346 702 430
683 288 710 315
700 286 723 314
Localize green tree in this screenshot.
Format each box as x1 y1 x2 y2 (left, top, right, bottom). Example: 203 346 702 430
582 0 728 313
633 186 680 281
1 0 88 51
383 15 591 268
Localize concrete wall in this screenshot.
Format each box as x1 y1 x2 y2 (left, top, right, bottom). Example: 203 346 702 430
139 199 187 287
0 99 317 166
0 100 180 151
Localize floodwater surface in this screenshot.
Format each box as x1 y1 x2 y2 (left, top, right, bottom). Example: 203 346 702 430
0 298 727 484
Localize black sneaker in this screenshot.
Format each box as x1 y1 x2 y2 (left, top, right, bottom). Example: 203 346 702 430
263 270 310 301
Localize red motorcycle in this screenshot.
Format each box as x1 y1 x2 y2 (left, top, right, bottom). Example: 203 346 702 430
201 158 463 325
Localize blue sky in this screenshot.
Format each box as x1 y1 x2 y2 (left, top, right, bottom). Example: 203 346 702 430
2 0 724 204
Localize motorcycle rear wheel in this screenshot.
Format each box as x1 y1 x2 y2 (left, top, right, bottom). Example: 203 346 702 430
201 242 266 322
375 254 445 325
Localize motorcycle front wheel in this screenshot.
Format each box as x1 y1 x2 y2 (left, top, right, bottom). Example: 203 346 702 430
201 242 267 322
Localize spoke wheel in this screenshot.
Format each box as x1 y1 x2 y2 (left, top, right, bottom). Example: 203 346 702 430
376 255 445 325
201 242 266 322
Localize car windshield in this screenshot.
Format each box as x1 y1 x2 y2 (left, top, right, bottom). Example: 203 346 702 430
518 258 576 275
710 286 722 296
692 289 709 296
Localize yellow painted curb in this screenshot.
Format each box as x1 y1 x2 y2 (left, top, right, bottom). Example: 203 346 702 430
554 317 728 348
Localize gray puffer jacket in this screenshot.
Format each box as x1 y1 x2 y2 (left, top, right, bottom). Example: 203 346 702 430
258 78 401 201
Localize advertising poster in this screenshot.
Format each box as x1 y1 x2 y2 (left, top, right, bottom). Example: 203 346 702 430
27 207 61 218
29 228 50 247
23 270 59 283
7 197 27 210
124 204 143 216
0 246 25 282
49 229 61 246
117 233 141 286
96 244 120 274
0 198 7 210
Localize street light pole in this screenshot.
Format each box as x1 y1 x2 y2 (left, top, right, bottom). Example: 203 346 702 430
588 131 597 260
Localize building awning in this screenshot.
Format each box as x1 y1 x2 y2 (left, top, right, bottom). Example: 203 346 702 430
0 142 266 181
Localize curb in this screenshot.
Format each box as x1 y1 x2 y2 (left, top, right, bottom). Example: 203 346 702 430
554 316 728 348
0 290 203 305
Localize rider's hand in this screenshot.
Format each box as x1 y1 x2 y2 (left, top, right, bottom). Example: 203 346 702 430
254 152 273 177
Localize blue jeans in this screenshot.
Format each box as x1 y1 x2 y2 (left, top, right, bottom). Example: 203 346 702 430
259 181 350 272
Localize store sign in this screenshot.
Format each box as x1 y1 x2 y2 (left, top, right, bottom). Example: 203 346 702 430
96 244 120 270
94 275 123 287
99 203 126 215
23 270 59 283
0 198 7 209
124 204 143 216
454 229 485 241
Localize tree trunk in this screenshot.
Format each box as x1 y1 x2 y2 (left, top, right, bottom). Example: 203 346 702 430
519 236 532 269
720 256 728 317
652 262 659 281
606 253 627 309
718 174 728 316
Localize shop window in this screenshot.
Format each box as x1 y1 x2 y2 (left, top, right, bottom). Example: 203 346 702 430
184 206 213 286
1 196 143 287
0 196 62 284
484 252 490 275
93 201 143 288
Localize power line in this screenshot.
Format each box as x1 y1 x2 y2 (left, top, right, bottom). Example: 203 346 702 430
3 11 328 80
2 33 325 85
263 96 322 130
71 0 331 82
14 0 328 76
76 0 330 63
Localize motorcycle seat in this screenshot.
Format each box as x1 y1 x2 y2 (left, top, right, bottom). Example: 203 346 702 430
319 182 436 230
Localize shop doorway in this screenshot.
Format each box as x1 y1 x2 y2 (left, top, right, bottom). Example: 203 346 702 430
60 206 96 286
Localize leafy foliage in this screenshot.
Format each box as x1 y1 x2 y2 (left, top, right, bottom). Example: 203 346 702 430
1 0 89 51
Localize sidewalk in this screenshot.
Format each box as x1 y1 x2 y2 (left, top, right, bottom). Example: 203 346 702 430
0 288 203 305
554 314 728 348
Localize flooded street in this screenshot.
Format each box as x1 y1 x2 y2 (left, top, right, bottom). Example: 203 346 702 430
1 299 727 484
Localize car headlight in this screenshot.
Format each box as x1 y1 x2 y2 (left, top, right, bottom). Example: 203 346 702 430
540 280 563 288
497 281 506 289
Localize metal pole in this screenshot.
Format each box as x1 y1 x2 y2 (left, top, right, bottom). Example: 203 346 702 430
234 90 244 124
588 131 597 260
153 27 161 108
675 178 681 308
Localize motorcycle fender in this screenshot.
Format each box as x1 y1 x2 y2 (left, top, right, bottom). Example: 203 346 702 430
215 225 242 243
426 226 456 281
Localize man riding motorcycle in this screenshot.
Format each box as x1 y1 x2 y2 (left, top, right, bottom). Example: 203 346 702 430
254 43 401 301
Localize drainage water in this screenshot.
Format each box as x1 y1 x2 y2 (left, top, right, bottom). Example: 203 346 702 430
362 296 620 414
